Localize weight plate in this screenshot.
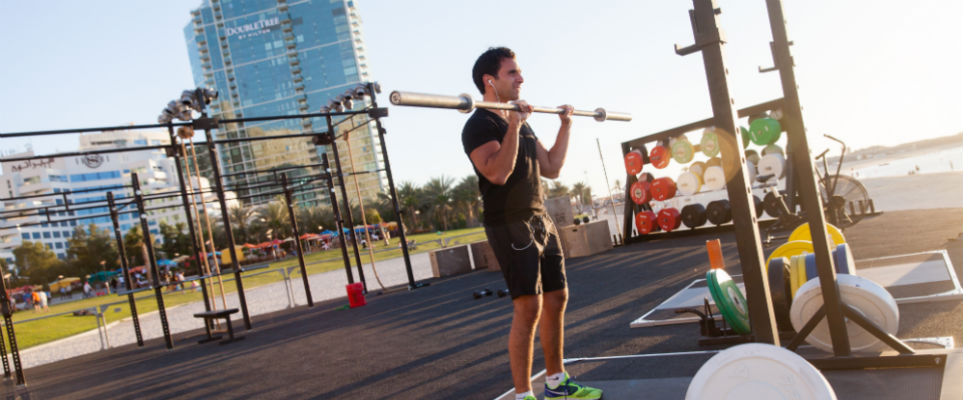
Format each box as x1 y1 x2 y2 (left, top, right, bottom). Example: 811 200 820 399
753 194 764 218
833 243 855 275
624 149 643 175
762 191 785 218
790 274 899 353
680 203 707 229
804 252 818 281
706 269 751 334
761 143 784 157
705 156 722 168
630 180 651 205
745 149 760 165
685 343 837 400
745 159 757 183
749 117 783 146
788 223 846 247
639 171 655 182
649 145 670 169
702 166 726 191
740 126 751 148
657 207 681 232
700 128 721 157
650 177 677 201
757 153 786 180
670 138 695 164
790 254 808 299
676 172 702 196
634 210 657 235
688 161 706 178
706 199 732 226
765 240 814 273
767 257 793 331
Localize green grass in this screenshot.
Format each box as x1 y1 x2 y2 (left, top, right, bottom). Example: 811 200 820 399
8 227 486 350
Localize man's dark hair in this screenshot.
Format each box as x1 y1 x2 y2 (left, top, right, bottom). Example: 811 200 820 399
472 47 515 94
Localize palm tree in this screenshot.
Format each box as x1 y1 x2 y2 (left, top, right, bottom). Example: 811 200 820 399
451 175 481 227
228 204 257 244
397 181 422 230
548 180 570 199
422 175 454 231
570 182 586 212
257 198 291 241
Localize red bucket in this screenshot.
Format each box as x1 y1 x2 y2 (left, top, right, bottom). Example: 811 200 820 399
346 282 366 308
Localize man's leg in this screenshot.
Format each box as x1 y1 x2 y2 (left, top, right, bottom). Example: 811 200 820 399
539 288 568 376
510 294 542 394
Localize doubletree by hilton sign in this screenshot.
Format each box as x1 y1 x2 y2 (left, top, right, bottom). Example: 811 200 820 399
225 17 281 40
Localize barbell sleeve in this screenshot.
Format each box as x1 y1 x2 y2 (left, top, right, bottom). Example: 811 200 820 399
389 90 631 122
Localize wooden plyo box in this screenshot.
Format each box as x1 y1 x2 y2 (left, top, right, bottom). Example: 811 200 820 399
558 220 612 258
429 245 472 278
470 240 501 272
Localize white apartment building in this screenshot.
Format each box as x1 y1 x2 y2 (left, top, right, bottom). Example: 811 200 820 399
0 130 230 270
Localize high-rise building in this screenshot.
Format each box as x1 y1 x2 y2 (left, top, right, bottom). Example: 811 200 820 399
0 130 225 271
182 0 386 206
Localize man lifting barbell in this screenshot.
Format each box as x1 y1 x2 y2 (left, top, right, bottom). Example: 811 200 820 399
461 47 603 400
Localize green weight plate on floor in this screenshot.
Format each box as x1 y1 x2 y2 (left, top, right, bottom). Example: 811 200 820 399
707 269 751 334
671 138 695 163
700 129 721 157
749 117 782 145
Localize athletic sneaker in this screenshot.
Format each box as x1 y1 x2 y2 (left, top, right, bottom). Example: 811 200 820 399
544 373 603 400
521 396 537 400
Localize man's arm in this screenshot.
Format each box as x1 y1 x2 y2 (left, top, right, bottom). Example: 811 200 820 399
536 105 574 179
469 103 532 185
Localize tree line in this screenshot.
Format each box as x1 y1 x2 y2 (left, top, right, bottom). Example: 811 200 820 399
4 174 591 286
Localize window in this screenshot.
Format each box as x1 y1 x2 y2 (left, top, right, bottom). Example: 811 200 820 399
32 232 40 239
46 244 52 250
53 231 61 238
21 233 29 240
63 231 71 237
43 232 51 239
55 242 63 249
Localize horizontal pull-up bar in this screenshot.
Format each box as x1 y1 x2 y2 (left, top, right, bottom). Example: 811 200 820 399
389 91 632 122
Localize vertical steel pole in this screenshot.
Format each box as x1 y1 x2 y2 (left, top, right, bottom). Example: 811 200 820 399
366 86 420 289
323 153 356 284
131 173 174 349
680 0 778 344
325 116 367 292
167 126 212 312
764 0 849 354
203 128 252 329
0 319 8 377
281 173 314 307
107 192 144 347
0 264 24 385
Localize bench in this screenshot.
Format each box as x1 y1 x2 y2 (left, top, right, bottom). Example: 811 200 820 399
193 308 243 344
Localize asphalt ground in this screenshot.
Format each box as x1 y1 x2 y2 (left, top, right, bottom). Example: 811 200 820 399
2 207 961 399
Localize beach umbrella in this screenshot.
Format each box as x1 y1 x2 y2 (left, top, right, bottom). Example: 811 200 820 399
87 270 119 283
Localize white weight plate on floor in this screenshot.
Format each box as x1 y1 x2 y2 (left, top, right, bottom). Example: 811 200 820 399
757 153 786 179
677 171 702 196
685 343 836 400
790 274 899 353
702 166 726 191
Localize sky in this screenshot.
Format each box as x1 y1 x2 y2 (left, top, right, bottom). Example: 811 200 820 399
1 0 961 198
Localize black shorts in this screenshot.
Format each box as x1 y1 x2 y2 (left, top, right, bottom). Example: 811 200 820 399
485 214 566 299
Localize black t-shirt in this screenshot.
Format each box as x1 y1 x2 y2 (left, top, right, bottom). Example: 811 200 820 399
462 108 545 226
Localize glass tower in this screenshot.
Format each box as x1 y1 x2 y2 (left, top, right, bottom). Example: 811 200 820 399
183 0 386 206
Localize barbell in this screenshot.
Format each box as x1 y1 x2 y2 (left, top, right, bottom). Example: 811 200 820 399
388 91 632 122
